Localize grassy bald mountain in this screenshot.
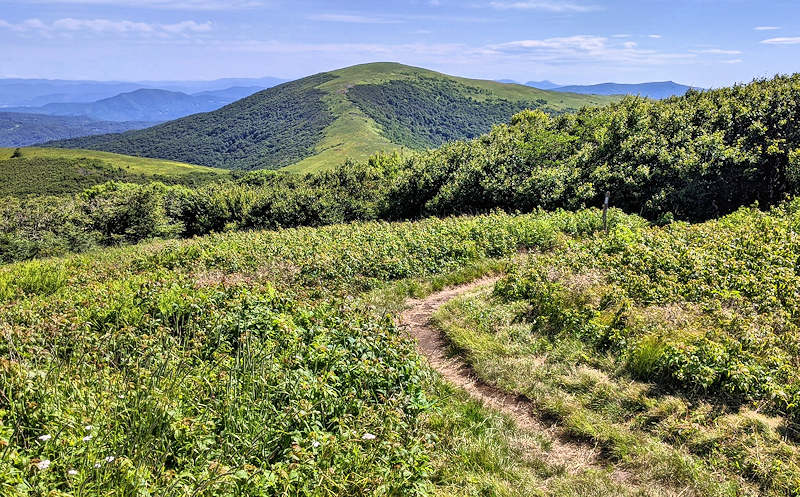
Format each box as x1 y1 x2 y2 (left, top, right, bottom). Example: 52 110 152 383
48 63 616 172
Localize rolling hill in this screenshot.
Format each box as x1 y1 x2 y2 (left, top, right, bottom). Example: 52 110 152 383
0 112 153 147
0 147 227 196
6 88 239 122
47 62 617 172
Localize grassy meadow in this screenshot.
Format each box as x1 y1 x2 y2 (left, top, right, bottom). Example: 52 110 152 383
434 203 800 496
0 209 634 496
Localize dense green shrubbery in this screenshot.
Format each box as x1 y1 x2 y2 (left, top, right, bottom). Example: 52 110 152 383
495 201 800 423
0 209 627 495
389 74 800 221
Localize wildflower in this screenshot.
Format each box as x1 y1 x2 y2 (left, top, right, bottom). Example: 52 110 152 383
94 462 101 468
362 433 376 440
312 441 320 448
38 434 51 441
104 456 115 463
84 425 93 431
67 469 78 476
35 459 51 470
83 435 92 441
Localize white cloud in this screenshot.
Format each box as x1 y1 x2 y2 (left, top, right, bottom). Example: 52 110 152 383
690 49 742 55
485 35 695 66
721 59 743 64
761 37 800 45
308 14 402 24
29 0 263 9
754 26 780 31
488 1 600 13
0 17 212 36
648 34 662 39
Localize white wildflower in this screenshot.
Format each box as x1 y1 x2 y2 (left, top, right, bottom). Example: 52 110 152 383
312 441 320 448
104 456 115 463
38 434 51 441
94 462 101 468
84 425 93 431
67 469 78 476
362 433 376 440
35 459 50 470
83 435 92 441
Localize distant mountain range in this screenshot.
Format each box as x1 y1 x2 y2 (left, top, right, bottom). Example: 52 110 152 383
498 79 698 99
4 88 261 122
0 76 285 107
47 62 618 172
0 112 153 147
525 80 561 90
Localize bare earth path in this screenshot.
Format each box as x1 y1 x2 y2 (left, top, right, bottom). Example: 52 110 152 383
399 277 608 475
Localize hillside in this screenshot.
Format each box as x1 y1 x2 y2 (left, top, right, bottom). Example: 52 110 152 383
5 88 237 122
46 63 617 172
0 112 153 147
0 147 227 196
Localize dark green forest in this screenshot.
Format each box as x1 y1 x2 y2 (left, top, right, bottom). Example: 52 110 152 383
347 77 555 149
4 74 800 263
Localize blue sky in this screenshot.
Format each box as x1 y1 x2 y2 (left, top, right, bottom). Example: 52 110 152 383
1 0 798 87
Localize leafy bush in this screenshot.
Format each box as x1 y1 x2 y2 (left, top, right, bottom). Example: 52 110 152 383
495 202 800 423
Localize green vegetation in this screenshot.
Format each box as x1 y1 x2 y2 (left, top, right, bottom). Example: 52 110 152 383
0 154 225 197
47 63 614 172
0 209 622 496
388 74 800 222
0 112 152 147
348 77 557 149
434 203 800 496
4 74 800 264
0 147 225 178
49 74 338 170
4 69 800 497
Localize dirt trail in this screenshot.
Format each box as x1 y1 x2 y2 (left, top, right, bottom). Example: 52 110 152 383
399 276 609 474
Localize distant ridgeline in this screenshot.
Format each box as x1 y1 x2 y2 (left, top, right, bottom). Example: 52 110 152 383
45 63 615 172
3 73 800 263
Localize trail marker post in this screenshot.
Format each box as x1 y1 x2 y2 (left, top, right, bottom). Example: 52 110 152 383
602 191 610 232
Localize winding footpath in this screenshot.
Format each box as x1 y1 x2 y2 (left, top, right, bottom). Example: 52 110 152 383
398 276 608 475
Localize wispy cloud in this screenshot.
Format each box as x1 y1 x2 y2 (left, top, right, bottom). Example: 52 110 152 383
28 0 263 9
754 26 780 31
761 37 800 45
0 17 212 36
488 1 600 13
690 48 742 55
721 59 743 64
648 34 662 39
485 35 695 66
308 14 402 24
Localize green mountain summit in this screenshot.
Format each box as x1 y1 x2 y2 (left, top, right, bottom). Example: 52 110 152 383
49 62 616 172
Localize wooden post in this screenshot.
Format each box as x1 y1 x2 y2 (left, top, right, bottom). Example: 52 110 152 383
602 191 610 232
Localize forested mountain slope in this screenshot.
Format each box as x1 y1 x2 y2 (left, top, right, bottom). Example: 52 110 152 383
47 63 615 172
0 112 152 147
